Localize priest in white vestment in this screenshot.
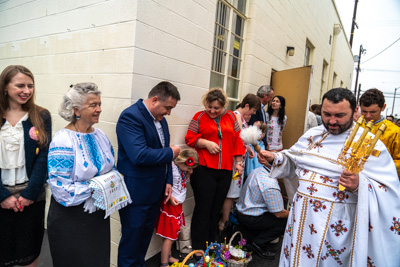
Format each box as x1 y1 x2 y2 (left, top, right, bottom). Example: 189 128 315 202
258 88 400 267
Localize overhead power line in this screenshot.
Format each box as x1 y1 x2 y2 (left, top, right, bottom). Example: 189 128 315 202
360 68 400 73
362 37 400 64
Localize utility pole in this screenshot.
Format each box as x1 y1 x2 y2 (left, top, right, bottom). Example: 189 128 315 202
356 84 361 103
392 87 399 115
354 45 366 95
349 0 359 48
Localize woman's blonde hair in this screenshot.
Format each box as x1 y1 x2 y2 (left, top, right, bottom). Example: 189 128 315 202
202 88 228 109
175 148 199 168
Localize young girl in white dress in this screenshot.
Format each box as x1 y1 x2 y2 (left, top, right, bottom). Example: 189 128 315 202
155 149 199 266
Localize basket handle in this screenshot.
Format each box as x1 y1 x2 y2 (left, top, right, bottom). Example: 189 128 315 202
228 231 243 247
180 250 205 266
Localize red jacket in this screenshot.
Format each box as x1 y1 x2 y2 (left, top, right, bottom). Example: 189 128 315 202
185 110 245 171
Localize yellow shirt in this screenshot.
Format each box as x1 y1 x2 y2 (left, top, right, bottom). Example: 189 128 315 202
362 119 400 178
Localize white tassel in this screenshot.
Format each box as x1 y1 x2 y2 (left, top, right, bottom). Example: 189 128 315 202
240 125 262 145
83 197 98 213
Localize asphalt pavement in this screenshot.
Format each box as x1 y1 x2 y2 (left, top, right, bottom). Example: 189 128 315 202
35 231 282 267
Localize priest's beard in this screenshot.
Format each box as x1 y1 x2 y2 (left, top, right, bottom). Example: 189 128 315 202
322 113 354 135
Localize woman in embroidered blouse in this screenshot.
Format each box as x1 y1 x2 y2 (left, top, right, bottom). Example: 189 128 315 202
0 65 52 267
47 83 115 267
185 88 246 257
266 95 287 151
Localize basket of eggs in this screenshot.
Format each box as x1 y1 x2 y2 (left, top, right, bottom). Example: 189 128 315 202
221 232 252 267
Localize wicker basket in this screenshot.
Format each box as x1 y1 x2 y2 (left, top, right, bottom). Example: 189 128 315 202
171 250 205 267
221 231 252 267
196 243 226 266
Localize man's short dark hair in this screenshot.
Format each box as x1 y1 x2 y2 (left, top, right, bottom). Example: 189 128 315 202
148 81 180 102
387 115 394 120
322 88 356 111
359 88 385 108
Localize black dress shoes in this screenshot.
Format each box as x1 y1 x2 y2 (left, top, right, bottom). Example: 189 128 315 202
247 242 276 260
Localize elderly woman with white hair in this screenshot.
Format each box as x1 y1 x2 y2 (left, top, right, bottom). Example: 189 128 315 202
47 83 115 267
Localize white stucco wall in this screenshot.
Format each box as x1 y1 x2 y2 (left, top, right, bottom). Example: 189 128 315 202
240 0 354 104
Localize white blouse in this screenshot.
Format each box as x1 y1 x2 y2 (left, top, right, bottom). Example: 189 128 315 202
266 114 287 151
171 162 189 204
0 113 29 186
47 128 115 207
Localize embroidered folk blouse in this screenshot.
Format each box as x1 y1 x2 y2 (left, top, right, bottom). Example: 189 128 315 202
171 162 188 204
47 128 115 207
266 114 287 150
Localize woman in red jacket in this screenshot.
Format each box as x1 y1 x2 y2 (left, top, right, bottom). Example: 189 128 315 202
185 88 245 257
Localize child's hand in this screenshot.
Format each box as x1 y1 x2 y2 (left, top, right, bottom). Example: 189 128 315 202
169 196 179 206
247 145 255 159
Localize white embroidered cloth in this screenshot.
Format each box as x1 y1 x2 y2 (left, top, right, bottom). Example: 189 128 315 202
85 170 132 218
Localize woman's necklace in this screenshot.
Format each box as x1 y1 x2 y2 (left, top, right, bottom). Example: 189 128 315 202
73 122 92 133
73 123 79 132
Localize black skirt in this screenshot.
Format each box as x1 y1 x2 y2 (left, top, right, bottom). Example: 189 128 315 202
0 200 45 267
47 197 110 267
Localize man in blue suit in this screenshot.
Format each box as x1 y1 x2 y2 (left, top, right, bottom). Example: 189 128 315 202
116 81 181 266
249 85 274 148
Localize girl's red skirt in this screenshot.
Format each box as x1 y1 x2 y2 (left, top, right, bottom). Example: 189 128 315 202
155 201 185 240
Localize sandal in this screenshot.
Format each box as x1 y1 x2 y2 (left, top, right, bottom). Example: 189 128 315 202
168 254 179 264
160 263 169 267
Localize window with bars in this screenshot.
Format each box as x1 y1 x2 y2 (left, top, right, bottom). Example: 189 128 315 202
210 0 246 110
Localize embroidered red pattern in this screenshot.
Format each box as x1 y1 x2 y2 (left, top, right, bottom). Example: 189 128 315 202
309 199 327 212
302 244 315 259
320 175 333 184
306 183 318 195
330 220 348 236
390 217 400 235
333 190 349 202
309 224 317 234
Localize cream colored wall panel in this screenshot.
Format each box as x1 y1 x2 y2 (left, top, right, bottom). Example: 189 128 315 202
35 93 63 116
193 0 217 14
97 121 117 148
133 49 168 79
110 217 122 245
119 0 139 22
99 97 116 123
146 234 163 259
76 28 105 52
110 242 118 267
55 32 79 54
44 54 66 74
102 74 133 99
116 48 135 73
134 22 212 71
103 22 136 49
88 50 118 73
64 52 90 74
182 196 195 216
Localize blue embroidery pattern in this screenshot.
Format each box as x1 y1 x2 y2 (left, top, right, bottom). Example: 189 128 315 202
82 133 104 175
48 155 74 172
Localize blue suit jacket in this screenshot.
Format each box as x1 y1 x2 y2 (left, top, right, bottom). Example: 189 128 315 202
116 99 173 205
